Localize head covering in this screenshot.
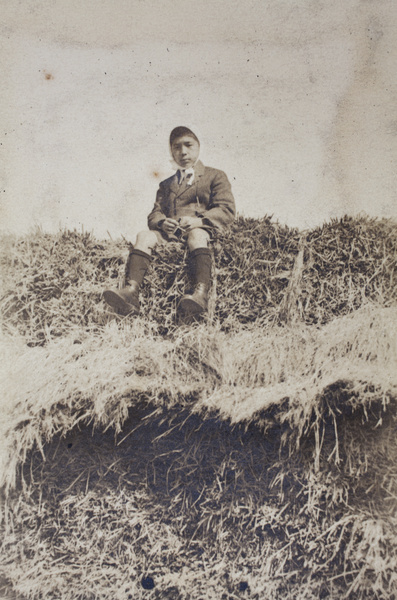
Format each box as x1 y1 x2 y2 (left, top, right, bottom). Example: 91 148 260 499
169 126 199 147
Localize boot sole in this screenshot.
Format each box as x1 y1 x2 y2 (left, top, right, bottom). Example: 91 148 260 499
103 290 139 316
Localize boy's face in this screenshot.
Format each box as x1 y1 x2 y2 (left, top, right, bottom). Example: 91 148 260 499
171 135 200 169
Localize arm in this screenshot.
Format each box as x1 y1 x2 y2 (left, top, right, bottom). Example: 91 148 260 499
147 183 180 235
147 184 168 231
200 170 236 231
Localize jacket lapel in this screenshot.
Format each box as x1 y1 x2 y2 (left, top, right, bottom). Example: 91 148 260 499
169 173 180 196
173 161 205 200
194 160 205 179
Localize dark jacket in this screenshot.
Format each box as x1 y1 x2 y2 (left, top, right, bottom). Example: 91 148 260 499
147 160 236 233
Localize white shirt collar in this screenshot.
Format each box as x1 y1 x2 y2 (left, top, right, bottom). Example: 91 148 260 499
177 167 195 185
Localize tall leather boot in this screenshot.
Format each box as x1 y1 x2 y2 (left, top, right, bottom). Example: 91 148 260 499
103 249 151 316
103 281 140 316
178 247 211 321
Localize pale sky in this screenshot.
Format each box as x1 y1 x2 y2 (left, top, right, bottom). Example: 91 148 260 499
1 0 396 239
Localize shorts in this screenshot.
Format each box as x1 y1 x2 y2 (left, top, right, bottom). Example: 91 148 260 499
152 226 212 245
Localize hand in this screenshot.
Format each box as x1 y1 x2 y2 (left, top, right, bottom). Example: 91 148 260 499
160 218 179 235
178 216 204 232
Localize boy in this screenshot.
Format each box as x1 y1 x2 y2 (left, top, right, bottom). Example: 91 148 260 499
103 126 236 320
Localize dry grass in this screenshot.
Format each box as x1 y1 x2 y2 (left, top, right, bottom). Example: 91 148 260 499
1 389 396 599
1 215 396 344
1 214 397 599
1 304 395 492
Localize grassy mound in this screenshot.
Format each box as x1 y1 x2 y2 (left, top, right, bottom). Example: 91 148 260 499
0 215 397 599
1 215 396 343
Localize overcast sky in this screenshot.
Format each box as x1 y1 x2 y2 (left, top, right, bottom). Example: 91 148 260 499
1 0 396 239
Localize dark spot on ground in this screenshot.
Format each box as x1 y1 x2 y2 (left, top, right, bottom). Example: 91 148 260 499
141 576 155 589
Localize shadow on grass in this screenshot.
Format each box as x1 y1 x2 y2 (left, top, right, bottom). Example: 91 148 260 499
2 400 396 600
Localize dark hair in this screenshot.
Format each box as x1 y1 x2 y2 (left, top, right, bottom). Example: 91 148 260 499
169 126 199 147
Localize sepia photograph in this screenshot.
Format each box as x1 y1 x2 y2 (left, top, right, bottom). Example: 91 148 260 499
1 1 396 598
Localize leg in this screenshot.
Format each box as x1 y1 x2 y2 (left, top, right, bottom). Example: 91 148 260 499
178 228 212 322
186 228 211 285
125 230 159 286
103 230 159 316
134 230 160 255
186 227 210 251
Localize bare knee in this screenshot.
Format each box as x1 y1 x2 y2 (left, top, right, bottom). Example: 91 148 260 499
134 230 158 254
187 228 210 251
